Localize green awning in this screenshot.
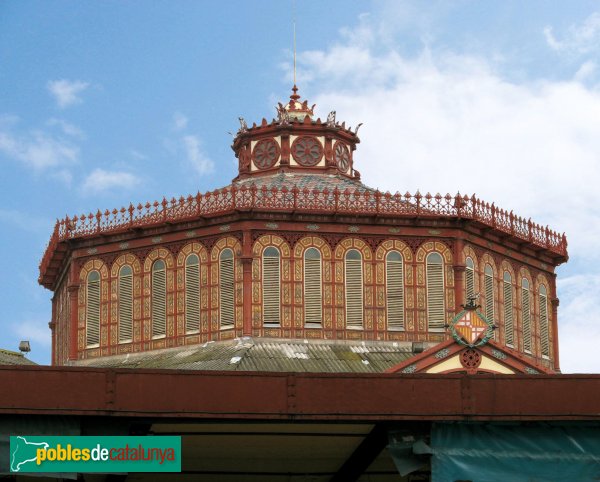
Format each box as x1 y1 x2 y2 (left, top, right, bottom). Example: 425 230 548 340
431 423 600 482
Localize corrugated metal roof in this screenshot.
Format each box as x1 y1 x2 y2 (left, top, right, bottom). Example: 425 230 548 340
0 348 37 366
70 338 416 373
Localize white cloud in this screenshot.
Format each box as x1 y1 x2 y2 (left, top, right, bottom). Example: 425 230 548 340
296 17 600 372
51 169 74 186
556 274 600 373
574 60 597 82
173 112 189 131
81 168 141 194
0 127 79 171
544 12 600 55
47 118 85 138
130 149 147 160
182 135 214 175
47 79 90 108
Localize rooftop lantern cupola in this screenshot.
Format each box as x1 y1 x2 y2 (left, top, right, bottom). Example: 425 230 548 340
232 85 362 181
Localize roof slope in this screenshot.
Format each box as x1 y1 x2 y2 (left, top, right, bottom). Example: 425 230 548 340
0 348 37 366
233 171 375 193
69 337 416 373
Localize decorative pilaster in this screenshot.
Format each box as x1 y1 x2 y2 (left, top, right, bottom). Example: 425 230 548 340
551 295 560 371
67 284 80 362
453 238 466 312
241 230 253 335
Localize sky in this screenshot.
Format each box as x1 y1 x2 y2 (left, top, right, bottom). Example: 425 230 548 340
1 1 600 372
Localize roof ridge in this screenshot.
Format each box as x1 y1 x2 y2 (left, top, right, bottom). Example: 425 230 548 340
0 348 24 357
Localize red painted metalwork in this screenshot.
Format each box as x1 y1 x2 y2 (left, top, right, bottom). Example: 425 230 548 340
252 138 280 169
291 136 323 166
36 86 569 373
1 365 599 421
39 189 568 286
460 349 482 373
385 338 555 375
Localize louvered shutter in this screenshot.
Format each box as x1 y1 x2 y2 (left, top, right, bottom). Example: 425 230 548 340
540 290 549 357
86 272 100 346
522 284 531 352
345 251 363 328
386 254 404 329
503 275 514 346
152 263 166 337
427 254 445 329
263 249 281 325
484 266 494 322
304 250 322 325
465 258 475 299
185 256 200 333
219 254 235 328
118 268 133 342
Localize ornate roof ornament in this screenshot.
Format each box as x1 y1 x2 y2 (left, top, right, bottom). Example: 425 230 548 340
238 117 248 134
276 104 290 125
326 111 336 127
277 84 315 121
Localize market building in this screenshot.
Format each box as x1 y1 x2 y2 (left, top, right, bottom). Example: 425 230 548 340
3 87 599 482
38 86 567 375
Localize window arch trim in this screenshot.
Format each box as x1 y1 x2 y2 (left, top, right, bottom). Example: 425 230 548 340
304 247 323 326
345 249 364 329
426 251 445 331
86 270 101 348
262 246 281 326
386 250 405 330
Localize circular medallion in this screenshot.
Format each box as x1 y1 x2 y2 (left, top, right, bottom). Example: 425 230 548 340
460 348 482 372
252 138 280 170
334 142 350 172
291 136 323 167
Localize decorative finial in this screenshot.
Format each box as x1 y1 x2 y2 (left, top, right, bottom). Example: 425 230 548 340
462 293 480 311
280 84 314 121
290 84 300 101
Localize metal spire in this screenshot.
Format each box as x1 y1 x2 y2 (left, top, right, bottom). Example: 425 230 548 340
293 0 297 85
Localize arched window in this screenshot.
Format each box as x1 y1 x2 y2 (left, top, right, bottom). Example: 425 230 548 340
118 265 133 343
465 257 475 300
152 260 166 338
540 285 549 358
86 270 101 347
262 247 281 326
386 251 404 330
503 271 514 346
426 252 445 329
219 249 235 329
304 248 322 326
185 254 200 333
345 249 363 328
522 278 531 352
484 264 495 322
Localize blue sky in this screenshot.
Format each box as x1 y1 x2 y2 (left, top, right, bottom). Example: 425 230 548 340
2 1 600 371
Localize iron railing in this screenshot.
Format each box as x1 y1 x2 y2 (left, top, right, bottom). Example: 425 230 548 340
39 185 568 281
